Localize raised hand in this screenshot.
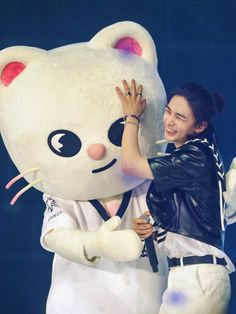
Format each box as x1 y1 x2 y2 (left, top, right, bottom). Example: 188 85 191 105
115 79 146 117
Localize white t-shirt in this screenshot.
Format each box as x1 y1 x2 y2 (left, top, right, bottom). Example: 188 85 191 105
162 231 235 273
41 180 168 314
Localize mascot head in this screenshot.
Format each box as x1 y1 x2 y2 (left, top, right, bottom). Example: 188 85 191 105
0 21 166 202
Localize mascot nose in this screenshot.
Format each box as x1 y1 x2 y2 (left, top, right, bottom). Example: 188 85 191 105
87 143 106 160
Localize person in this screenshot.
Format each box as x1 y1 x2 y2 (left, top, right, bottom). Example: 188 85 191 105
115 79 234 314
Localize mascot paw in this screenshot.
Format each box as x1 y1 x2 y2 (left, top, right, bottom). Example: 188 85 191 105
85 216 142 262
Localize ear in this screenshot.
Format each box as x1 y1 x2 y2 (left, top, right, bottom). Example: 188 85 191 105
195 121 208 134
89 21 157 67
0 46 46 87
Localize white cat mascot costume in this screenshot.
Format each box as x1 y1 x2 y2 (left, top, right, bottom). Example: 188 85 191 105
0 21 236 314
0 22 168 314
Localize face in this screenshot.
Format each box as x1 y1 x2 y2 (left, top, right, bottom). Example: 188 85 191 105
0 43 166 201
163 95 203 148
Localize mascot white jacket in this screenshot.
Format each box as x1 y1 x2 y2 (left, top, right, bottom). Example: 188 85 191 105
0 21 235 314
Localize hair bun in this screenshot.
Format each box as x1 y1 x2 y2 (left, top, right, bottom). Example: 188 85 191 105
212 91 225 113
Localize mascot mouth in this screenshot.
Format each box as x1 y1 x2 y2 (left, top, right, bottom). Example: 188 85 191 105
92 158 117 173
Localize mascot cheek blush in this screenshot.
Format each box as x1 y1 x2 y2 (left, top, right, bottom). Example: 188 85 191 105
0 22 169 313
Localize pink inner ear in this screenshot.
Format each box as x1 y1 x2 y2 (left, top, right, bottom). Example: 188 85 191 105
1 62 26 86
114 37 142 56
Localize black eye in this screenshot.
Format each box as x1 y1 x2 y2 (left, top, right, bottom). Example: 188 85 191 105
108 118 125 147
48 129 82 157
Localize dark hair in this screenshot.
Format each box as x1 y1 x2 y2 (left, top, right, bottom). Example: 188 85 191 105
167 82 224 124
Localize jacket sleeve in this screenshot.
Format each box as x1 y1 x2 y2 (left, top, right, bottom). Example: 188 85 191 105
147 143 209 192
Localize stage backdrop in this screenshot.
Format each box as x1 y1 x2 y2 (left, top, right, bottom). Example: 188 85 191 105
0 1 235 313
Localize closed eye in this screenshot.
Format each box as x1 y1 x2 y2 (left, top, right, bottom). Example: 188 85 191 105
176 114 186 121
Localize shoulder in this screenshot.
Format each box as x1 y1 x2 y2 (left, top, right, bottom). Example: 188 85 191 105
43 193 74 208
175 139 213 161
170 139 214 175
147 138 215 178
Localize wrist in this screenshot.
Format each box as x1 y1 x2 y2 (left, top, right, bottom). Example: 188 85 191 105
124 121 139 127
124 116 140 127
124 114 140 123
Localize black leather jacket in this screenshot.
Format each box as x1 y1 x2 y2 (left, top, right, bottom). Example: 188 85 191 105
146 136 226 251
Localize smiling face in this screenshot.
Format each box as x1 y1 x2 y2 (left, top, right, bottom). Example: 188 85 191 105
164 95 203 147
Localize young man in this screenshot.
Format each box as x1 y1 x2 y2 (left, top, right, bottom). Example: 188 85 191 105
116 79 234 314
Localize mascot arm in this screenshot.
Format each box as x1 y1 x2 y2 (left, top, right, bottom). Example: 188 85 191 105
42 216 142 266
224 158 236 225
42 227 100 266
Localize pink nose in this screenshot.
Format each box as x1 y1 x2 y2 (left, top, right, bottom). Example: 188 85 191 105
87 143 106 160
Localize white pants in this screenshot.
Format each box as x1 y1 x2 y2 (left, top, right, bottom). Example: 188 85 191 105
159 264 231 314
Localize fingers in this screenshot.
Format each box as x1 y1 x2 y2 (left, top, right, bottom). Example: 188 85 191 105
131 79 136 101
140 230 153 240
137 84 143 99
134 225 153 240
115 86 126 104
115 86 123 95
122 80 130 95
131 80 143 100
116 80 146 117
133 226 153 236
133 217 148 224
136 223 152 233
118 80 143 98
122 79 142 97
132 217 153 239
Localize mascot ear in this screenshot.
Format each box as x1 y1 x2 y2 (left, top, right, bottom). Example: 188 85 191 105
0 46 46 87
89 21 157 67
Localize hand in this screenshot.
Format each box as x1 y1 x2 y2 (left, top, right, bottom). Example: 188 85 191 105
115 79 146 117
84 216 143 262
132 211 153 240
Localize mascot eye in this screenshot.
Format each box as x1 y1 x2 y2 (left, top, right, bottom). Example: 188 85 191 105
48 129 82 157
108 118 125 147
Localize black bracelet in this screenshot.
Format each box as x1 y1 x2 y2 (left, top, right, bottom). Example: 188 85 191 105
124 114 140 123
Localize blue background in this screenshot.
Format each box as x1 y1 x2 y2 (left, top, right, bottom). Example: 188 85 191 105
0 0 235 313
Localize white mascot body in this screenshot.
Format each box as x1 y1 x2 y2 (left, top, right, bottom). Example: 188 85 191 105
0 22 169 314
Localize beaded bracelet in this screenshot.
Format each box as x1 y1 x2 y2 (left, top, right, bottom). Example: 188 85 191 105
124 121 139 127
123 114 140 123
